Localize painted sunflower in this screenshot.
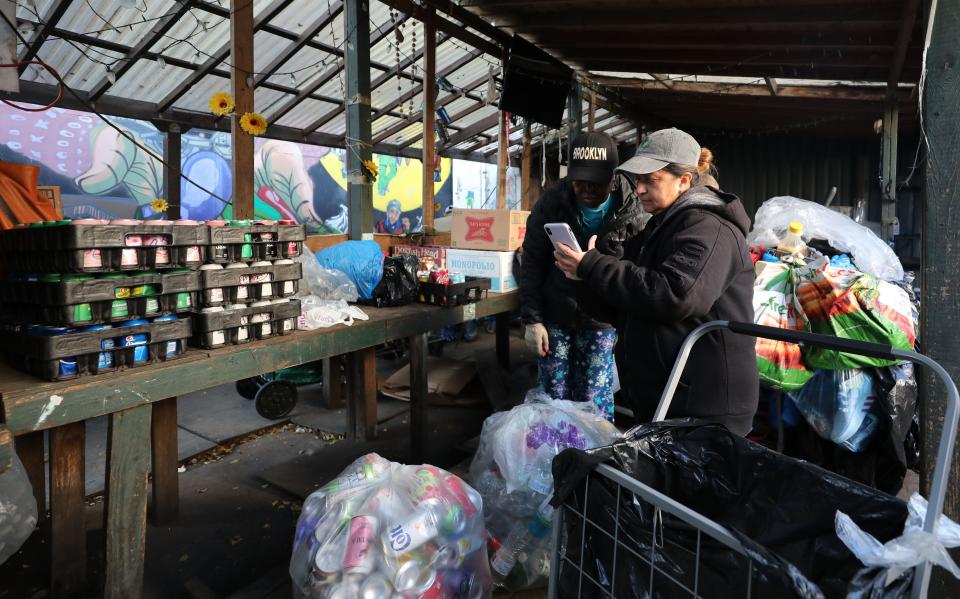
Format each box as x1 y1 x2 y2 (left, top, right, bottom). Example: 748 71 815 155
240 112 268 136
362 159 379 180
209 92 235 116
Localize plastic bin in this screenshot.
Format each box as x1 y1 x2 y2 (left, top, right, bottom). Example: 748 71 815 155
419 276 491 307
205 223 305 264
197 262 302 307
190 299 300 349
0 316 192 381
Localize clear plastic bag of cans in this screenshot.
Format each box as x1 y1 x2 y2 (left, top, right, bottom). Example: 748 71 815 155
0 452 39 565
290 453 492 599
468 389 621 590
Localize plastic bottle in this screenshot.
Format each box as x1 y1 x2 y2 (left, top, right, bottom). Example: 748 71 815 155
776 221 806 257
490 516 550 581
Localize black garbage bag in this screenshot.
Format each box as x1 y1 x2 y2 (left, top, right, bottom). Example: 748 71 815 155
872 363 920 470
364 254 419 308
551 419 908 599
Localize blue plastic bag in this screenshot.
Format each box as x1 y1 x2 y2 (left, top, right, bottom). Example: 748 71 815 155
787 369 880 452
315 241 384 300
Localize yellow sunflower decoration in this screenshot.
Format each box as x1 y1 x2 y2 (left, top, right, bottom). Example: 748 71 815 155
240 112 268 136
362 159 379 181
150 198 169 213
208 92 235 116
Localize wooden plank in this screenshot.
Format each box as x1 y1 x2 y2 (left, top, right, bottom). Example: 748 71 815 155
346 347 377 441
888 0 921 91
764 76 779 96
920 0 960 595
1 294 520 434
231 0 255 220
0 424 11 474
103 404 152 599
496 312 511 370
150 398 179 525
15 430 46 517
588 91 596 131
422 8 437 232
409 333 428 462
496 111 508 209
49 421 86 597
305 234 349 252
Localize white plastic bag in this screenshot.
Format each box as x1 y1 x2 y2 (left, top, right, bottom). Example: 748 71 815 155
294 252 359 302
469 388 621 589
836 493 960 581
748 196 904 282
297 296 369 330
0 453 39 565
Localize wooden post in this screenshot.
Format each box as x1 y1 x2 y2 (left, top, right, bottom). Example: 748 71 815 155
50 422 86 597
322 356 347 410
150 398 179 525
568 79 583 162
881 96 898 241
345 0 373 239
521 122 533 210
588 90 596 132
230 0 254 219
409 332 428 462
495 313 510 369
422 9 437 231
496 111 508 209
162 125 182 220
346 347 377 441
103 405 152 599
921 0 960 595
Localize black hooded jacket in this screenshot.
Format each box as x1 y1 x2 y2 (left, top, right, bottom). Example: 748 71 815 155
520 179 646 330
577 185 759 435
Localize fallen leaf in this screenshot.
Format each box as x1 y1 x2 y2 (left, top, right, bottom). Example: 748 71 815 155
179 554 189 562
177 466 186 473
198 488 207 494
263 523 271 529
230 535 243 546
229 459 240 465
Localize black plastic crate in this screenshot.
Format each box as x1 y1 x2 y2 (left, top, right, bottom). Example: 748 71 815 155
0 223 208 273
190 299 300 349
0 271 201 326
419 277 491 307
206 224 305 264
197 262 302 307
0 316 192 381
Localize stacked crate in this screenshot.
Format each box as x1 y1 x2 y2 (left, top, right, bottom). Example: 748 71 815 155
0 220 200 380
190 220 305 349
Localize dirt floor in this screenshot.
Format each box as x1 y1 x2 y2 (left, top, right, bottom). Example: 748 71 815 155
0 322 541 599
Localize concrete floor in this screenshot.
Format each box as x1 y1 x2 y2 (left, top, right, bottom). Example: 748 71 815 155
0 323 540 598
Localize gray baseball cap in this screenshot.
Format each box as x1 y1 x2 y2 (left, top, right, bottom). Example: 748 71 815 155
618 128 701 175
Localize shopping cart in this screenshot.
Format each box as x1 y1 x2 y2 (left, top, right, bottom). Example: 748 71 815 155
547 321 959 599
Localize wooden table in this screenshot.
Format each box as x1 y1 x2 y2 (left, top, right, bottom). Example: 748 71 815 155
0 292 519 598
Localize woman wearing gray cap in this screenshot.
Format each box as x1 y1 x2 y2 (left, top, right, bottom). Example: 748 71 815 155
519 132 645 421
555 128 759 435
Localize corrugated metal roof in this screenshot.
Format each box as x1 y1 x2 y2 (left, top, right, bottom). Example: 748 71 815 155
11 0 628 157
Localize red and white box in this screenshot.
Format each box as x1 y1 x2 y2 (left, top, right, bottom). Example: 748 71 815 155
450 209 529 252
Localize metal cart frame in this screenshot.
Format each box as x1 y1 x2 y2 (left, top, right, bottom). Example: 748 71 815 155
547 320 959 599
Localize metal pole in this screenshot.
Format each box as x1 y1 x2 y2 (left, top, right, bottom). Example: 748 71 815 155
345 0 372 239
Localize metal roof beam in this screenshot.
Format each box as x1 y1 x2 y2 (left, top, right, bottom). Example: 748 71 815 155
158 0 295 112
420 0 511 46
373 74 488 144
592 76 911 101
372 48 482 118
254 0 345 87
395 99 491 149
265 14 409 124
17 0 71 74
378 0 502 57
302 30 451 135
88 0 197 102
441 112 500 148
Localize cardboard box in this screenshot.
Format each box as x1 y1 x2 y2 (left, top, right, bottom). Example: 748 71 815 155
380 356 482 407
450 208 530 252
392 244 447 267
446 248 517 292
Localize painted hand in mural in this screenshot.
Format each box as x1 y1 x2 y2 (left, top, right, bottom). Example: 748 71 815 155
75 125 163 206
376 154 399 196
254 140 316 223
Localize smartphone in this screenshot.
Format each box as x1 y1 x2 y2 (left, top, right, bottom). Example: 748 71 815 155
544 223 583 253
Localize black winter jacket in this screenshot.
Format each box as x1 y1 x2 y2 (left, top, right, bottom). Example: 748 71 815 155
520 179 645 329
577 186 759 435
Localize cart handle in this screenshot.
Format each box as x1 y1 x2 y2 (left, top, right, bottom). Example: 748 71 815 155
642 320 958 599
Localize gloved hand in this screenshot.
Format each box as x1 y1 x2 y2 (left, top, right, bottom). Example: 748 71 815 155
524 323 550 358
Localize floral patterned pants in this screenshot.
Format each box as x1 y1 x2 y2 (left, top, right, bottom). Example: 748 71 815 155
538 324 617 422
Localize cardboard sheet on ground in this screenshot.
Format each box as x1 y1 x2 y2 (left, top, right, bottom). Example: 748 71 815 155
380 356 482 406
